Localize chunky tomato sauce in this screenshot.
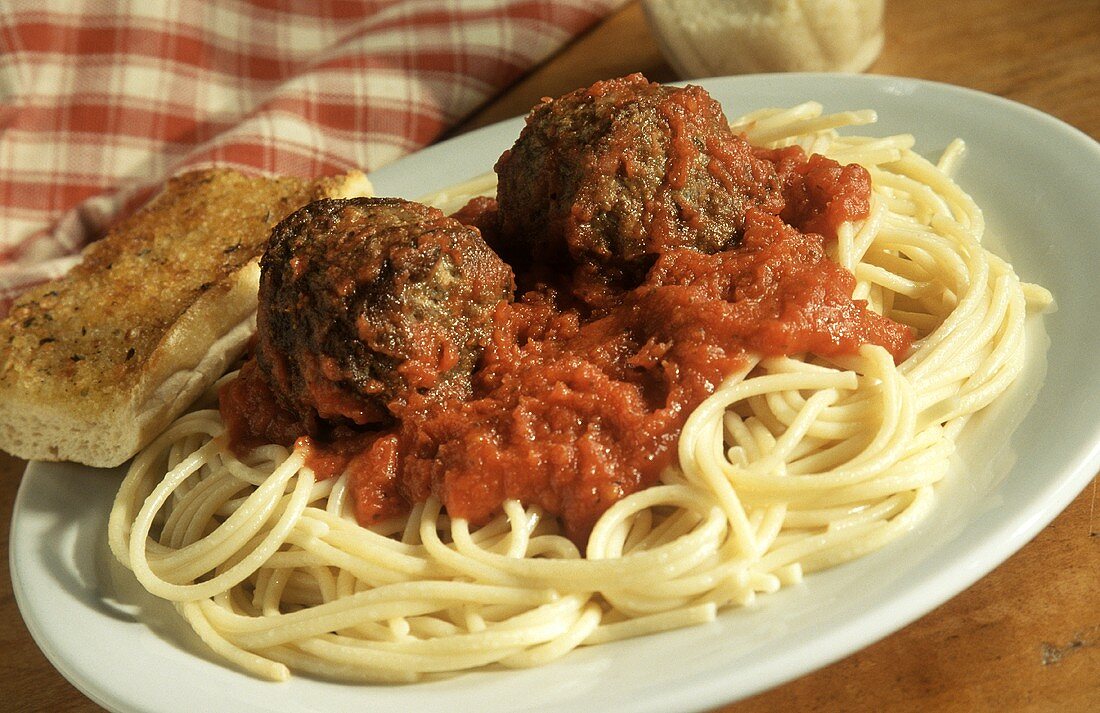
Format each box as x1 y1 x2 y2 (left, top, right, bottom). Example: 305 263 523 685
221 146 911 544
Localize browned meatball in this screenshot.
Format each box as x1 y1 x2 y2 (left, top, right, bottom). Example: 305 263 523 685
256 197 514 428
495 74 783 275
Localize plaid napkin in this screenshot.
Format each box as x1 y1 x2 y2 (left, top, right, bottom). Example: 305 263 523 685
0 0 626 314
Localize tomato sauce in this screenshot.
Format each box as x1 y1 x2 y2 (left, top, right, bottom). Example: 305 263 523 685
221 146 912 544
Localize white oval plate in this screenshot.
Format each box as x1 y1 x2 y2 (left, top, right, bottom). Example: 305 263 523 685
11 74 1100 713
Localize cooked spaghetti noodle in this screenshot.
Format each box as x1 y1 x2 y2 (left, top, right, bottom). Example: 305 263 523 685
108 102 1051 683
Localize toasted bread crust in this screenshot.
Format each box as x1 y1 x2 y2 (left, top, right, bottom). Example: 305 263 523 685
0 168 372 466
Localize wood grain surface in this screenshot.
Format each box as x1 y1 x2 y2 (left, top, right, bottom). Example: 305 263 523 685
2 1 1098 710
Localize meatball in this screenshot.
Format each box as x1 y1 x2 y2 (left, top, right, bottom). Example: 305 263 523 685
256 197 514 428
495 73 783 275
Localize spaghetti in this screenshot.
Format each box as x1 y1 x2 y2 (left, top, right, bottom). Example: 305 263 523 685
108 101 1051 683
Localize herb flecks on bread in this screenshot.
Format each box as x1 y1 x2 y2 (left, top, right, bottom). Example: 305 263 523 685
0 168 372 467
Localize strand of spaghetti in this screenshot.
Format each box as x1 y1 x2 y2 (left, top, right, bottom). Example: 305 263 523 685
691 571 756 608
250 645 418 684
414 499 543 586
305 506 444 557
289 525 451 584
741 105 876 145
758 388 876 434
276 633 527 674
867 169 954 222
757 388 843 463
178 600 289 682
301 528 434 578
127 451 310 600
498 602 603 668
890 152 984 233
937 138 967 176
736 102 832 127
621 507 654 552
162 472 250 549
794 467 946 511
584 603 717 646
600 556 750 605
619 503 701 553
825 492 912 532
871 222 971 282
417 171 496 211
279 595 588 659
791 351 902 473
121 436 223 564
267 533 420 587
783 500 893 528
218 441 296 487
600 579 712 616
728 351 918 494
679 365 844 554
754 486 929 573
256 567 292 615
922 274 1021 423
444 490 728 588
145 450 308 578
782 433 872 475
120 415 294 576
862 249 941 292
828 136 911 167
840 197 889 272
148 451 312 580
202 580 558 642
501 499 538 558
107 410 227 563
799 486 937 572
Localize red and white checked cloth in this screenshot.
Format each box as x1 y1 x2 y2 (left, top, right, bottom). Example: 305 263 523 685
0 0 627 314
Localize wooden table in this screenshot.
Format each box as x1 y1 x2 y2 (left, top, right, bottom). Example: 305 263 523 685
3 1 1098 710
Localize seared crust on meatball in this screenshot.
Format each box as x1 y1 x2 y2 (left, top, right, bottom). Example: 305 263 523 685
256 197 514 428
495 73 783 274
